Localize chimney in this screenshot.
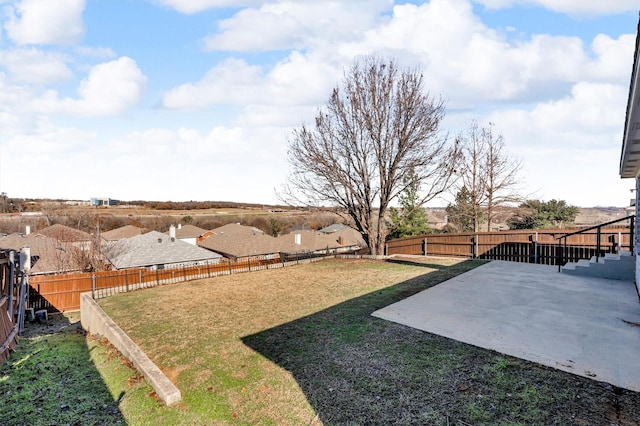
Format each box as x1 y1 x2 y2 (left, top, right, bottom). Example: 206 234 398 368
178 223 182 229
294 233 301 245
25 225 31 235
169 225 176 239
338 236 344 245
20 247 30 273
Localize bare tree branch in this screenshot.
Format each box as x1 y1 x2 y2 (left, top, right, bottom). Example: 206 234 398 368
283 56 458 254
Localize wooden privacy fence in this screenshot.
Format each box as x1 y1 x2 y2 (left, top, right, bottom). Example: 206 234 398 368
385 227 633 266
29 251 343 313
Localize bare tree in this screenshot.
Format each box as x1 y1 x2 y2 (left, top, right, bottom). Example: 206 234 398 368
455 121 488 232
484 124 522 231
454 121 521 232
284 56 458 255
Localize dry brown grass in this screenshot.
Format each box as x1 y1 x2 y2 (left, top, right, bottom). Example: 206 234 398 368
100 258 463 424
98 258 640 425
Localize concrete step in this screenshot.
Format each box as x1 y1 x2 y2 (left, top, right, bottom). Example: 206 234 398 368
562 253 635 281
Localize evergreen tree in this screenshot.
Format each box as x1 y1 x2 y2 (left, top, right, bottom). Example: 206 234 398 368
507 199 578 229
446 186 485 232
387 169 431 240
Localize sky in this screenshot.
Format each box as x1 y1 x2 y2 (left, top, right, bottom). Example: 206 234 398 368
0 0 638 208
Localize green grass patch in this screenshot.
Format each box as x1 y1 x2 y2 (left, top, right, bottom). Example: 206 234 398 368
0 314 154 425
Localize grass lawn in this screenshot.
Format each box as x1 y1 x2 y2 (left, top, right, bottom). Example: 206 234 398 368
3 258 640 425
94 258 640 425
0 312 153 425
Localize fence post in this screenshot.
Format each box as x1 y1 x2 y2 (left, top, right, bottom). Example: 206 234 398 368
228 259 232 275
207 262 211 278
139 269 143 287
91 273 96 299
8 250 15 320
596 226 601 262
125 271 129 293
422 238 427 256
631 216 635 255
17 248 30 334
535 232 539 264
556 240 563 272
618 231 622 254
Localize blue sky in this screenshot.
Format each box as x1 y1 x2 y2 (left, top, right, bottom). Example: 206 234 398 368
0 0 638 207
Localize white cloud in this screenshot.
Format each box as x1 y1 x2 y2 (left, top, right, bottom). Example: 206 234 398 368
487 82 627 147
4 0 85 45
161 58 263 110
74 46 117 59
32 57 147 117
473 0 639 15
97 125 288 202
203 0 390 51
153 0 262 14
162 52 343 113
588 34 637 81
471 82 630 206
0 72 38 135
0 48 72 84
0 120 97 199
337 0 634 106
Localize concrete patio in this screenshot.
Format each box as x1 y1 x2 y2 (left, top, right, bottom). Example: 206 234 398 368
372 260 640 392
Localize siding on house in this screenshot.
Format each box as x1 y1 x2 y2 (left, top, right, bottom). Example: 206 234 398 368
620 14 640 291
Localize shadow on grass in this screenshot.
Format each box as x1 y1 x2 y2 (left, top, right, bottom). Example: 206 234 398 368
243 259 640 425
0 314 127 425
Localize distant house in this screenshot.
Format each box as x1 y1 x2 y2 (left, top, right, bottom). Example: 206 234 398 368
319 224 350 234
100 225 148 242
36 224 92 244
104 231 222 270
0 232 87 275
198 223 280 261
276 227 365 257
169 224 212 245
36 224 94 253
90 197 119 207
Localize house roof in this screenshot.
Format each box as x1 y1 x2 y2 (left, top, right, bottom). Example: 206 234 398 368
173 224 209 239
210 223 265 237
197 223 365 258
319 224 350 234
105 231 222 269
101 225 148 241
198 224 279 258
276 227 365 254
0 233 85 274
36 224 92 242
620 14 640 178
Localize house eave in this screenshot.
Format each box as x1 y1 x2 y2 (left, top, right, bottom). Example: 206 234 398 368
620 13 640 179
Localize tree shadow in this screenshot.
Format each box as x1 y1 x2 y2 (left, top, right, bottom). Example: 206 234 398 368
0 313 128 425
242 259 640 425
